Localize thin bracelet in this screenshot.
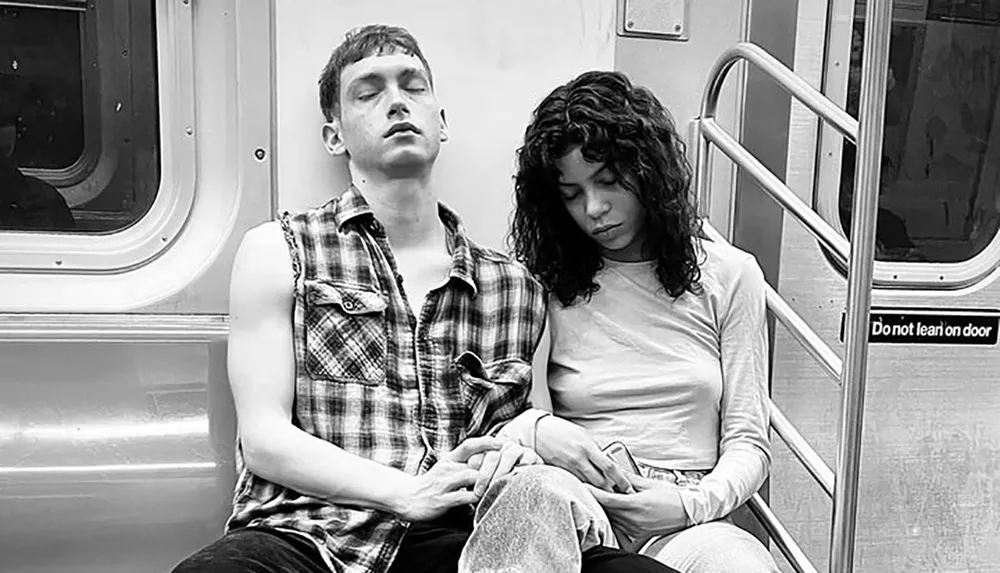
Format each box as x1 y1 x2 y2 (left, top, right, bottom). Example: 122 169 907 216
532 412 553 453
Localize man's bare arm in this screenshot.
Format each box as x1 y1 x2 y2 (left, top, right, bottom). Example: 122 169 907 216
228 222 495 519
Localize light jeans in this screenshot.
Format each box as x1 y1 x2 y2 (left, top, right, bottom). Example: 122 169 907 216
458 465 619 573
636 465 780 573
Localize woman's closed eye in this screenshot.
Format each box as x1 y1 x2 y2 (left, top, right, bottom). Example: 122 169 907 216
596 176 618 187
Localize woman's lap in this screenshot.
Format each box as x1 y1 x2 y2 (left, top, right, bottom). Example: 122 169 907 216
639 520 780 573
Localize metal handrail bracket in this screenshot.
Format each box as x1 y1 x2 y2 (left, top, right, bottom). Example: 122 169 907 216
695 42 857 266
695 23 889 572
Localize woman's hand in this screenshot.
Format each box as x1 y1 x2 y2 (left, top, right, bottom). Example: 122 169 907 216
466 439 543 496
534 415 634 494
586 474 689 540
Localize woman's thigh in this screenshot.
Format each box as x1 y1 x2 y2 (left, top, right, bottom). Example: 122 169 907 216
640 521 780 573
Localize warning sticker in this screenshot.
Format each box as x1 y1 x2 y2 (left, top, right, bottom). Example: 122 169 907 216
838 308 1000 345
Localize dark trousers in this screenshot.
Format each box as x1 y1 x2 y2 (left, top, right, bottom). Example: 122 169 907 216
171 510 679 573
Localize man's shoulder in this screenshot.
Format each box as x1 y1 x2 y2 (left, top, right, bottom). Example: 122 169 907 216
230 221 296 303
279 198 341 227
239 221 294 264
467 240 542 291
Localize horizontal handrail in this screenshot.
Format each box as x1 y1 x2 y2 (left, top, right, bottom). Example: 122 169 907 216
702 222 842 384
700 43 857 139
0 1 86 11
764 284 843 384
770 401 835 498
700 119 851 267
748 494 819 573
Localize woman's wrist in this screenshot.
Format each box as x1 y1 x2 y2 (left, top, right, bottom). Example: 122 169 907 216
495 408 552 449
532 411 554 453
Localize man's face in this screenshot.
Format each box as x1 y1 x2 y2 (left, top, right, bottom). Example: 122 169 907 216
324 52 447 177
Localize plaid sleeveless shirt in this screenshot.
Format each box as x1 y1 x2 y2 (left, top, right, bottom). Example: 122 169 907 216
226 187 546 572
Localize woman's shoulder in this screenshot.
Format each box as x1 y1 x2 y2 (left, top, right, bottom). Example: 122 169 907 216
698 239 766 294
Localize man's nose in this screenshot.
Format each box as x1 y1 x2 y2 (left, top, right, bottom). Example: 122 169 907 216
387 86 410 118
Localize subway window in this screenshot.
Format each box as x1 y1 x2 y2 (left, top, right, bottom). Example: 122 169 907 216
0 1 159 234
839 2 1000 264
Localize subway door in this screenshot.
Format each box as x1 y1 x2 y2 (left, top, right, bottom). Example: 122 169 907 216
614 0 793 556
0 1 272 572
772 0 1000 570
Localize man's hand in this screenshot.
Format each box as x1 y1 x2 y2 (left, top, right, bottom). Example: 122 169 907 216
585 474 688 540
395 437 505 522
534 415 634 494
466 439 543 496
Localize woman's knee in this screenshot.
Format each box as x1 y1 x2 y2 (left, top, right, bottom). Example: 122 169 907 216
643 521 780 573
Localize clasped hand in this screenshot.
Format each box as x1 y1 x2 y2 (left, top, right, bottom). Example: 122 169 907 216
397 436 540 523
585 474 689 541
534 415 635 494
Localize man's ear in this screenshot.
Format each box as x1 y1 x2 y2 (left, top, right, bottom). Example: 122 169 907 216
321 117 347 156
439 108 449 143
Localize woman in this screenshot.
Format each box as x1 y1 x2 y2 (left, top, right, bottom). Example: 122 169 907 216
506 70 779 572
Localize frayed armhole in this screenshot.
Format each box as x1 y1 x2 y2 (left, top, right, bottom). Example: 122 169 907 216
278 212 303 288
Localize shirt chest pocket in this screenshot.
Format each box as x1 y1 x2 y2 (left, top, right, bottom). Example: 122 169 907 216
304 281 388 385
454 351 532 435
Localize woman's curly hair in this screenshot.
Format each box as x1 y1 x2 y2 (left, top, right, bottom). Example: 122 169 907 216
509 70 703 306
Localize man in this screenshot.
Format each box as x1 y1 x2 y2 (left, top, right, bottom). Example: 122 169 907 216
171 24 675 573
0 106 75 232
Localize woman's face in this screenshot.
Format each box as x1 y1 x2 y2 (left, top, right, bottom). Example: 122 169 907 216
554 147 648 262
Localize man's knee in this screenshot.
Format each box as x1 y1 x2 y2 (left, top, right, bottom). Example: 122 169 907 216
479 465 607 524
488 465 590 503
171 539 244 573
472 465 617 554
169 528 299 573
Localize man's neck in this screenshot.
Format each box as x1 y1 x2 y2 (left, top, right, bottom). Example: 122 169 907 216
351 167 445 250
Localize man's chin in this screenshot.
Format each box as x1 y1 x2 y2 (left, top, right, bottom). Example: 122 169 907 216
381 151 438 177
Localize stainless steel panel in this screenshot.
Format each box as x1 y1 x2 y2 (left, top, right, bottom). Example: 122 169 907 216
0 339 236 573
620 0 688 40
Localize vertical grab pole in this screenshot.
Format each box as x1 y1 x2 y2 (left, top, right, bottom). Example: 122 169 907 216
694 122 718 236
830 0 893 571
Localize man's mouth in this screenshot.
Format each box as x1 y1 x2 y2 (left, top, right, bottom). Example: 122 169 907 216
385 122 421 137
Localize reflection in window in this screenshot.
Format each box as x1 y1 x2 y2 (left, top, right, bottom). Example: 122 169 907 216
0 2 160 234
840 6 1000 263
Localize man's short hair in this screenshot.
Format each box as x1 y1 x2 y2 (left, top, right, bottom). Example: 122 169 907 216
318 24 433 122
